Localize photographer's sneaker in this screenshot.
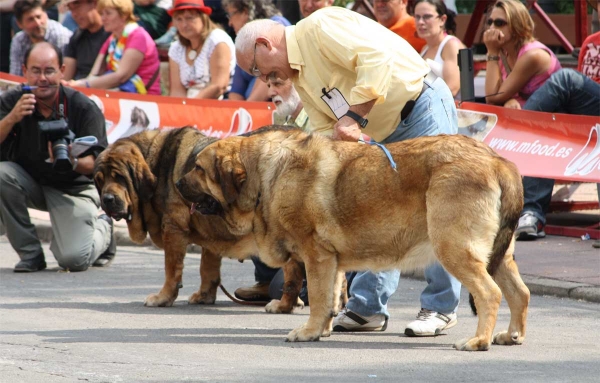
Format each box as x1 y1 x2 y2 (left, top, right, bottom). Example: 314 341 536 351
404 308 457 337
515 213 546 240
333 308 388 332
93 214 117 267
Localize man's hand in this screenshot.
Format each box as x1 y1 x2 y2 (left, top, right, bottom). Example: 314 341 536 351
333 116 362 141
7 93 36 124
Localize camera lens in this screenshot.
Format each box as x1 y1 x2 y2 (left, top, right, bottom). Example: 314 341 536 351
52 139 72 173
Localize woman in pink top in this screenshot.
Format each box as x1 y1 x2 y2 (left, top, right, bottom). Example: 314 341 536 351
67 0 161 95
483 0 561 109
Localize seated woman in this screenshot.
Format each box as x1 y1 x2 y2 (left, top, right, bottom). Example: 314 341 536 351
222 0 290 101
414 0 465 99
168 0 235 99
68 0 161 95
484 0 561 109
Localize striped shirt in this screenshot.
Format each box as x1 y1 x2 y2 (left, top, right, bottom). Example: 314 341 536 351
10 19 73 76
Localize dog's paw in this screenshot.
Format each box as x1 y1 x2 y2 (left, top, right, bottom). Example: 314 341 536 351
493 331 524 345
265 299 284 313
144 293 175 307
295 297 305 309
453 337 491 351
285 324 321 342
265 299 297 314
188 290 216 305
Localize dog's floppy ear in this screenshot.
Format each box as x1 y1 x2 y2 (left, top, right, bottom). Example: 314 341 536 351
127 148 157 201
93 172 105 195
93 151 107 194
215 154 246 204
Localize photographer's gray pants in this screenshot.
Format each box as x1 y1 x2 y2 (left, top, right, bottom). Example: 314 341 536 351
0 162 111 271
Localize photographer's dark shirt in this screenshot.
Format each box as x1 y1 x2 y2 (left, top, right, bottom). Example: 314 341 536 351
0 85 108 189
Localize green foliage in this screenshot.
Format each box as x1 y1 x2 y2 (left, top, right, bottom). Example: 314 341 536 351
456 0 477 14
334 0 353 7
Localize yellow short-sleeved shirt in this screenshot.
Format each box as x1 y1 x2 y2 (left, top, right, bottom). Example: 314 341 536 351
286 7 430 141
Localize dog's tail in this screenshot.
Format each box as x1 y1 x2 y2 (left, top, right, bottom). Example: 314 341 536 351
469 158 523 315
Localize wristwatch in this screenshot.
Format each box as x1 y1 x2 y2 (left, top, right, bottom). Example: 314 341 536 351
345 110 369 129
487 55 500 62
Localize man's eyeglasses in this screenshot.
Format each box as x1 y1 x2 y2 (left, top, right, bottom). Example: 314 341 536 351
250 43 261 77
414 14 439 22
486 18 508 27
226 10 240 19
28 68 58 78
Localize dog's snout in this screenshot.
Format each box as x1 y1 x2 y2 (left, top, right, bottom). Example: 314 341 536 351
102 194 115 205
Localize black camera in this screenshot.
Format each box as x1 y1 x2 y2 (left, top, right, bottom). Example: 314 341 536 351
38 119 76 173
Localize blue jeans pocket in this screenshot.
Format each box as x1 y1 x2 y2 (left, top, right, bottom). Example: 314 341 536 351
401 97 432 128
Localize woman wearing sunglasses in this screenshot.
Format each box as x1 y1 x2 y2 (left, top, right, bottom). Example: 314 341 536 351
414 0 465 99
483 0 561 109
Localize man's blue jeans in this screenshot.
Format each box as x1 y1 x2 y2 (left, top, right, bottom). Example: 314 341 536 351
521 69 600 222
346 77 462 319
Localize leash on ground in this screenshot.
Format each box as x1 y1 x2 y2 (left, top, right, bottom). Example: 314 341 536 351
219 283 269 306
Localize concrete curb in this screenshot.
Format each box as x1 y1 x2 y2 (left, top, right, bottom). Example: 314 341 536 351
31 220 600 304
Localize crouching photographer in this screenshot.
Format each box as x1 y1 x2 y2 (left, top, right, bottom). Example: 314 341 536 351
0 42 116 272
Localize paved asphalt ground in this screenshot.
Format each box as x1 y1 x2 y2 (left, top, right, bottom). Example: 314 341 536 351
1 207 599 382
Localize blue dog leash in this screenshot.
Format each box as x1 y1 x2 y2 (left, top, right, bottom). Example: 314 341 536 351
358 137 397 172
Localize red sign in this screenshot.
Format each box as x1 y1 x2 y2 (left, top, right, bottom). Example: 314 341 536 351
457 102 600 183
0 72 275 144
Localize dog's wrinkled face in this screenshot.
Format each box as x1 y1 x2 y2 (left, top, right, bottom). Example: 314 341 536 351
177 138 246 217
94 144 156 221
95 158 131 221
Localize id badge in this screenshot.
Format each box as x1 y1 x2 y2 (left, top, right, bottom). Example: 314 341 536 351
321 88 349 120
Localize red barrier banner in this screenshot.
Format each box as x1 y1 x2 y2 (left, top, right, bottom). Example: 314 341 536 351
0 72 275 144
457 102 600 183
1 72 598 183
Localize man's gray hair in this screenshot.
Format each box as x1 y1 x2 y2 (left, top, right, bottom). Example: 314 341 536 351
235 19 281 54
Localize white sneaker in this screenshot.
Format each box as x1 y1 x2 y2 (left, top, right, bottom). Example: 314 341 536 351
332 308 388 332
404 308 457 337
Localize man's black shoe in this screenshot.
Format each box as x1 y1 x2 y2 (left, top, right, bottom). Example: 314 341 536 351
93 214 117 267
14 253 46 272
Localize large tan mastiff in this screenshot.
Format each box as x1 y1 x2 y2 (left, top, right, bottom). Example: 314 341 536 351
177 128 530 351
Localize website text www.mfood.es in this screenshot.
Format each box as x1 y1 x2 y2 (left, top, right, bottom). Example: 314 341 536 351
488 137 573 158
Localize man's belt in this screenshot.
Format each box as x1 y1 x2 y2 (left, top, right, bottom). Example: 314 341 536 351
400 72 435 121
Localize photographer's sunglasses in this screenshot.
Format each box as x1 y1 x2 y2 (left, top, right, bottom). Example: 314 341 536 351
487 18 508 27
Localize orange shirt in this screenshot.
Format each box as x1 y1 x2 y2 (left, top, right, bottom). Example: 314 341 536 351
386 16 426 53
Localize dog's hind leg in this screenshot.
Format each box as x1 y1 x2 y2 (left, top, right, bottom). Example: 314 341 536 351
492 246 530 346
286 253 338 342
265 258 304 314
189 249 222 305
444 254 502 351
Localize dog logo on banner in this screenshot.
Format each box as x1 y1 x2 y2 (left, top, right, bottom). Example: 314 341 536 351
565 123 600 177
